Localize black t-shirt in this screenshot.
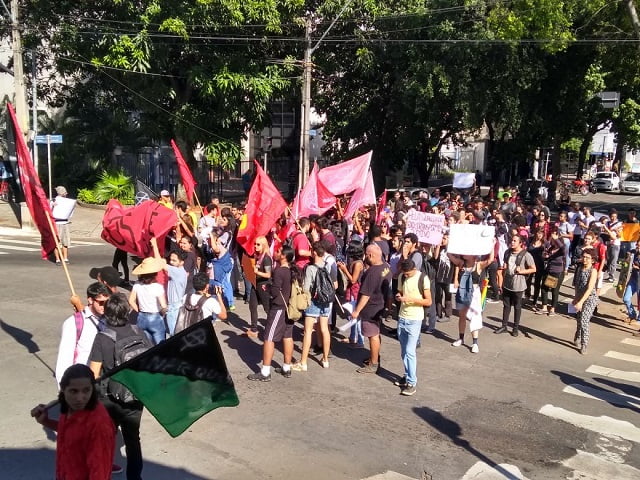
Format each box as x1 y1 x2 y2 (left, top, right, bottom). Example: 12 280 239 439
374 239 390 262
89 324 144 375
358 263 392 321
270 265 292 307
256 254 273 285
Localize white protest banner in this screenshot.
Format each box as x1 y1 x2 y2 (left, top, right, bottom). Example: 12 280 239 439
51 196 76 221
453 172 475 189
405 210 445 245
448 224 495 256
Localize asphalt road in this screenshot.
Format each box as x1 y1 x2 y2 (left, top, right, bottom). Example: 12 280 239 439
1 195 639 480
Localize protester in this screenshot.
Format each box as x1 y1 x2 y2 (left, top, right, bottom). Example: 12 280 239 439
158 189 173 209
128 257 168 344
183 272 227 324
338 240 365 347
248 246 297 381
572 247 599 354
623 240 640 325
602 209 623 283
150 237 188 336
538 229 565 316
394 259 432 395
31 364 115 480
51 185 75 265
246 236 272 338
90 293 153 480
112 248 130 285
526 229 546 309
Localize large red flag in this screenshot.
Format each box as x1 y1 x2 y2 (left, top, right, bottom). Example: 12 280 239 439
102 199 177 257
7 103 57 255
376 189 387 222
317 151 372 196
291 162 335 219
236 162 287 256
170 139 197 204
343 169 377 221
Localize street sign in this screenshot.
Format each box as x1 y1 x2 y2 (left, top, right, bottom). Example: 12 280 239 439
35 134 63 144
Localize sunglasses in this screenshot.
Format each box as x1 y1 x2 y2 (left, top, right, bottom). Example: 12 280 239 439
92 299 107 306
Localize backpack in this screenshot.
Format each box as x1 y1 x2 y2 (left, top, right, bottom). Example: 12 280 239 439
401 272 429 300
413 251 436 282
174 295 209 334
284 231 302 250
286 280 311 320
504 249 528 275
310 263 335 305
100 325 151 403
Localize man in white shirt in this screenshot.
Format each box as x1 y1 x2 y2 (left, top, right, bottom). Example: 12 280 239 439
55 282 111 387
51 185 76 265
182 272 227 323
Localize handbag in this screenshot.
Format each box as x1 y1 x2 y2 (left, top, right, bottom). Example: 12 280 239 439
543 275 558 289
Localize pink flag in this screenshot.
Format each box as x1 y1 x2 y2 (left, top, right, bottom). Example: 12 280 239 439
317 151 372 196
291 162 335 219
343 169 376 221
170 139 197 204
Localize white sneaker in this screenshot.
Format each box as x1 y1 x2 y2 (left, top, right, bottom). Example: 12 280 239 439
451 339 463 347
322 360 329 369
471 344 479 354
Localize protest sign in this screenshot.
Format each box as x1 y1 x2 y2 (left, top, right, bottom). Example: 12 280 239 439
622 223 640 242
453 172 475 189
405 210 445 245
448 224 495 256
51 196 76 221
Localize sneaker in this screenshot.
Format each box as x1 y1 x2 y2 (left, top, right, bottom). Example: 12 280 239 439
356 363 379 374
247 371 271 382
451 339 463 347
535 309 545 315
494 326 507 334
394 376 407 387
274 367 291 378
471 343 479 354
64 259 70 263
487 297 500 304
438 316 451 323
229 305 236 311
401 384 417 396
362 355 381 366
55 260 61 266
291 363 307 372
547 310 556 317
322 360 330 369
112 464 123 474
511 328 519 337
580 345 587 355
424 328 435 334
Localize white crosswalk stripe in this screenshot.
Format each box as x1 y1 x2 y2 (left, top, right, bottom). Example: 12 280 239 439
0 236 103 255
586 365 640 383
621 338 640 347
605 351 640 364
562 384 640 408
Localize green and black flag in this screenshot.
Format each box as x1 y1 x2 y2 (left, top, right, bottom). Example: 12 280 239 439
106 321 239 437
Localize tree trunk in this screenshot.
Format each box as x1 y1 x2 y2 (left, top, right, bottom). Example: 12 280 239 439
614 132 627 175
548 136 563 205
577 133 593 179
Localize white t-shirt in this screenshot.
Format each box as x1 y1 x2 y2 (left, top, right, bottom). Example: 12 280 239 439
181 293 222 322
55 308 100 387
133 282 165 313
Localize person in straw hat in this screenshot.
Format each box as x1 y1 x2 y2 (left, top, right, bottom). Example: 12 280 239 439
128 257 168 344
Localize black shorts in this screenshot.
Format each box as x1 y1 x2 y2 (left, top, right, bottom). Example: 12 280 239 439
361 318 381 338
264 307 292 342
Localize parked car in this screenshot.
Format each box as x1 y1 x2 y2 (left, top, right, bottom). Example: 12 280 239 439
591 171 620 192
621 172 640 194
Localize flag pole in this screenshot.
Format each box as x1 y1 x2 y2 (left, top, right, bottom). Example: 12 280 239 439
45 211 76 296
285 206 302 230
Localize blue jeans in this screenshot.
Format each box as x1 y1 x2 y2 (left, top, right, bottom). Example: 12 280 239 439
398 317 422 386
165 302 181 336
348 300 364 345
136 312 166 345
623 279 638 320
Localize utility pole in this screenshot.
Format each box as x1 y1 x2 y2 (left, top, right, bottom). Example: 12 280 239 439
31 51 38 170
298 18 312 190
10 0 28 135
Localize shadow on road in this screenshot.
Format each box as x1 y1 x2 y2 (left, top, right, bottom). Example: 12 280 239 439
412 406 522 480
0 447 212 480
0 318 56 376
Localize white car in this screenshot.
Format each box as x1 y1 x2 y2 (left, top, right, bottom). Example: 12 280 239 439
621 172 640 194
591 171 620 192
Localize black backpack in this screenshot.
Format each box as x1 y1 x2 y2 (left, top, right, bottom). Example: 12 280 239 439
174 295 209 334
504 249 528 275
310 263 335 305
100 325 151 404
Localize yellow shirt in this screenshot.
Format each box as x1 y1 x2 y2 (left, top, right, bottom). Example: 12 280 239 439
398 272 430 321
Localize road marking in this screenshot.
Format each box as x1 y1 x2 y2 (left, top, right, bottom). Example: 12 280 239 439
539 404 640 443
563 384 640 408
586 365 640 383
562 450 640 480
71 240 104 246
621 338 640 347
0 238 43 246
605 351 640 364
0 244 40 252
361 472 416 480
461 461 529 480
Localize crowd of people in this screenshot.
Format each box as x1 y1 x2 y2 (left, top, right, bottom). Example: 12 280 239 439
32 186 640 479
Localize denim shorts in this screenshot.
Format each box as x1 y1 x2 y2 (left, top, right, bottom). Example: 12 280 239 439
304 301 332 318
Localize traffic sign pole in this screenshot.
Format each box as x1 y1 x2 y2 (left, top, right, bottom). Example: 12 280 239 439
48 135 52 200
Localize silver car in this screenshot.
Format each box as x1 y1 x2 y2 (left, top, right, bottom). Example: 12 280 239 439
591 171 620 192
621 172 640 194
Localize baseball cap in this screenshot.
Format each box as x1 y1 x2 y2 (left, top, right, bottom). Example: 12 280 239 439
89 266 122 287
160 189 170 196
55 186 68 196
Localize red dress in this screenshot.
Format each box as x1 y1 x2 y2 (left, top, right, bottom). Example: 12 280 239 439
56 402 115 480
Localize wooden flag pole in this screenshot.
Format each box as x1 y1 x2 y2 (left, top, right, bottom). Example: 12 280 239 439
285 206 302 230
45 211 76 296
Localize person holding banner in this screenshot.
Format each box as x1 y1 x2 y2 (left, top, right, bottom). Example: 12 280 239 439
51 186 76 265
447 247 494 353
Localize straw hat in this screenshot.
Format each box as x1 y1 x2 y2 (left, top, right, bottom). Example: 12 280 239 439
132 257 165 275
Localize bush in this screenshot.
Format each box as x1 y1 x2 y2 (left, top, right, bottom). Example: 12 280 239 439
93 170 134 205
77 188 99 204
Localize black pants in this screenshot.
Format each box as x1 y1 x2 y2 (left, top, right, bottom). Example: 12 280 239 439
112 248 129 282
435 282 452 318
249 283 271 330
570 234 582 263
527 270 544 305
102 397 143 480
485 261 500 299
541 271 564 310
502 289 523 329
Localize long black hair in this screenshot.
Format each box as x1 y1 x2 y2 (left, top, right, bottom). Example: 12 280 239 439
58 364 99 414
281 245 302 284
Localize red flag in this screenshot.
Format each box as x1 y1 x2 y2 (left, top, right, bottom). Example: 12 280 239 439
7 103 58 255
343 169 377 221
376 189 387 222
291 162 335 219
317 151 372 196
102 199 177 258
236 162 287 256
170 139 197 204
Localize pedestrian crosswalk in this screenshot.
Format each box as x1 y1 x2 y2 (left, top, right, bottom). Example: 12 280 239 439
0 235 103 255
538 337 640 477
